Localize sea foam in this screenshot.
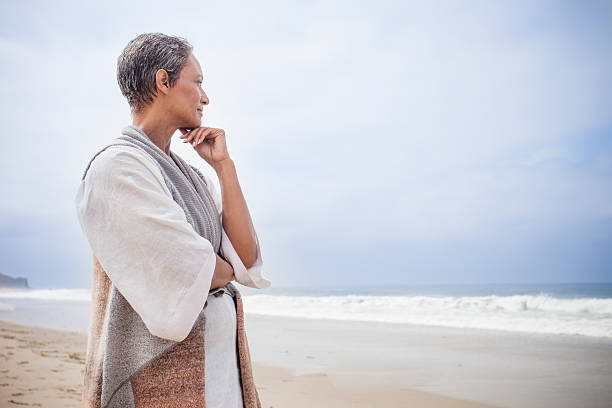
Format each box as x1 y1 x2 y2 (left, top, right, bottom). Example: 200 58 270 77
2 288 611 338
0 302 15 312
0 289 91 302
241 294 612 338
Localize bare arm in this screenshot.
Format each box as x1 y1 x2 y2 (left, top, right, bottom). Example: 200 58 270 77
210 254 235 290
213 158 258 268
179 127 259 269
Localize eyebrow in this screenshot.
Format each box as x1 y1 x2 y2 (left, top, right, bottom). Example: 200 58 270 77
196 75 203 80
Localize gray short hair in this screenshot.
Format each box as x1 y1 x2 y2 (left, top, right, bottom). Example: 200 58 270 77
117 33 193 113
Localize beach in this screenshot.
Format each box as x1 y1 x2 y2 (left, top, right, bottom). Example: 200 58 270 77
246 314 612 408
1 320 493 408
2 314 612 407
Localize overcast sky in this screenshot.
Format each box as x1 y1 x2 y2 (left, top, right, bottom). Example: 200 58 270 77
1 0 611 288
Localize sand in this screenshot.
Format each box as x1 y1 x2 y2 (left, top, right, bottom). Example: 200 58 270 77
0 320 84 406
245 314 612 408
3 314 612 408
0 319 494 407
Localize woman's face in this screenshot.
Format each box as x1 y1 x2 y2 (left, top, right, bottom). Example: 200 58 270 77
166 53 209 130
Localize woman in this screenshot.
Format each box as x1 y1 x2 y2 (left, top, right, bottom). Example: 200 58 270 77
75 33 270 408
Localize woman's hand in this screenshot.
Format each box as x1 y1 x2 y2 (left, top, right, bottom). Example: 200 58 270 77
210 253 235 290
179 127 231 168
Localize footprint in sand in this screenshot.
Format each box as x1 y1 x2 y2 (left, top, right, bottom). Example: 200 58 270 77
8 400 30 406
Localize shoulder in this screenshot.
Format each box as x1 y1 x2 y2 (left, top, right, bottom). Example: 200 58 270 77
84 144 169 193
87 144 155 173
87 144 159 179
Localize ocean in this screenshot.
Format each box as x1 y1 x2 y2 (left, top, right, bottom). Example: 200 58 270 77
1 283 611 338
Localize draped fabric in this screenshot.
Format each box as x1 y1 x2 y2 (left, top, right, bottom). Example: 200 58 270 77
77 125 263 408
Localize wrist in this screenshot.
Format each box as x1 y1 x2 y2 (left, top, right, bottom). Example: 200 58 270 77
212 157 235 175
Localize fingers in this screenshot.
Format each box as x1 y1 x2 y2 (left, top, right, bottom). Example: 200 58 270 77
180 128 201 146
179 127 214 146
196 129 209 145
179 128 196 144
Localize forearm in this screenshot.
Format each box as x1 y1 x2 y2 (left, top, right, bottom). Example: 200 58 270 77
213 158 258 268
210 253 235 290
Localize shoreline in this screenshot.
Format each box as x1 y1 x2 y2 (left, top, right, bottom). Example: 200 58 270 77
2 301 612 344
0 319 496 407
3 286 612 339
243 314 612 408
2 311 612 406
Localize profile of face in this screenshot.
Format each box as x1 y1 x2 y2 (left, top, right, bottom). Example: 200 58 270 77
161 53 209 131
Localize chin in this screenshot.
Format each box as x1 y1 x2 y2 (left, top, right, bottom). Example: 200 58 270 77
181 117 201 130
193 115 203 127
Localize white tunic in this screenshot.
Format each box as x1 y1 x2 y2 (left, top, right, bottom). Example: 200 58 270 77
74 144 270 407
205 287 244 407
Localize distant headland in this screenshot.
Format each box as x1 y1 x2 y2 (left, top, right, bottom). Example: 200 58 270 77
0 273 29 289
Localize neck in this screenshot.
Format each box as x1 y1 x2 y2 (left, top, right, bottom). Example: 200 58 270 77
132 106 177 156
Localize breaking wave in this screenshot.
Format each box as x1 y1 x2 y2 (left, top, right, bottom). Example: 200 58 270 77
242 294 612 338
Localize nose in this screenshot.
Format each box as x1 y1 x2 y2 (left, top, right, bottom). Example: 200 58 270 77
201 90 210 106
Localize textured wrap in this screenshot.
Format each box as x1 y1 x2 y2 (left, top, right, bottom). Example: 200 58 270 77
79 125 261 408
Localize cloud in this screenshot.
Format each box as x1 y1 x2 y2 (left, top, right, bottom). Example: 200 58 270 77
0 0 610 286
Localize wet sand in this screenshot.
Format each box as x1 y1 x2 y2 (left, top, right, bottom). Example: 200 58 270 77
245 314 612 408
0 319 494 407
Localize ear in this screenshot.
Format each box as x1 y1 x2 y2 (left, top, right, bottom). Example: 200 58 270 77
155 69 171 95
